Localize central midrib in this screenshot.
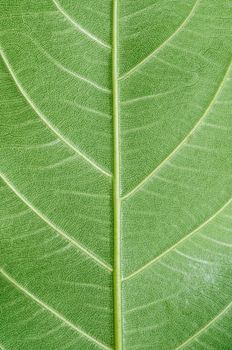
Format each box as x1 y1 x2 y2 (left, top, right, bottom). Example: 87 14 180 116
112 1 122 350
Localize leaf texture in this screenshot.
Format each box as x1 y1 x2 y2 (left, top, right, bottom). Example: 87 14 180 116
1 1 232 349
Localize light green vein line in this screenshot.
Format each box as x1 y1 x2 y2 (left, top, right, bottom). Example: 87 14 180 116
119 0 200 80
52 0 111 49
24 33 111 94
0 269 112 350
112 1 122 349
122 60 232 201
0 172 112 273
123 197 232 281
0 49 111 178
174 299 232 349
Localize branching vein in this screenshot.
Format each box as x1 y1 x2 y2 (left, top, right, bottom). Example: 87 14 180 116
123 197 232 281
0 172 112 272
122 60 232 201
0 268 112 350
26 33 111 93
174 299 232 349
0 49 111 178
119 0 200 80
52 0 111 49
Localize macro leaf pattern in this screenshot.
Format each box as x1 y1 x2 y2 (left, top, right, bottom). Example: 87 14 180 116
1 1 232 349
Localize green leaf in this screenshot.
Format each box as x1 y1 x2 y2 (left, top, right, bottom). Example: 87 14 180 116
0 1 232 349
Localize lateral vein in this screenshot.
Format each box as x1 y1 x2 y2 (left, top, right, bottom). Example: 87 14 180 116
26 33 111 93
0 49 111 178
119 0 200 80
0 268 112 350
174 299 232 349
52 0 111 50
123 197 232 281
0 172 112 272
122 60 232 201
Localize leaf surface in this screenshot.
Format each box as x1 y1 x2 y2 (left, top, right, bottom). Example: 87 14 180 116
0 1 232 349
